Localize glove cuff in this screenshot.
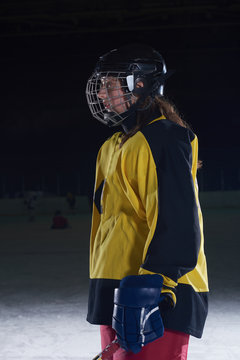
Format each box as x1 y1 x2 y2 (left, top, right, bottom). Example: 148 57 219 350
119 274 163 289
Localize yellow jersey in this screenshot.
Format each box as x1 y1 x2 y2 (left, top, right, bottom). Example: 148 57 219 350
87 116 208 338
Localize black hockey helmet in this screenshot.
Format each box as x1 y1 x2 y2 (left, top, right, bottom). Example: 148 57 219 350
86 44 170 127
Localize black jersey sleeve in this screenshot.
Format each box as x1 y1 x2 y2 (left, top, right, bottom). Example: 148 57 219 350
139 120 201 284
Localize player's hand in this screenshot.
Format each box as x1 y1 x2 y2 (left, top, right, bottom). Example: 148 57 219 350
112 274 165 354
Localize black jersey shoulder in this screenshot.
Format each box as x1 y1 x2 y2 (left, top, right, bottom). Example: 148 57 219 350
140 118 195 168
141 118 195 145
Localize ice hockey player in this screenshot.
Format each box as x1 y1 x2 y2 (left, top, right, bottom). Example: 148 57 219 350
85 43 209 360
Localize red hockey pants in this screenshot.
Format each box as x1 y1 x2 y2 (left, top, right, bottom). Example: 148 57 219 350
100 325 189 360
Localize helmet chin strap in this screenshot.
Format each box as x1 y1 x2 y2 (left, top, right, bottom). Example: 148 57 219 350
117 90 154 133
120 95 151 134
137 96 153 111
120 105 138 134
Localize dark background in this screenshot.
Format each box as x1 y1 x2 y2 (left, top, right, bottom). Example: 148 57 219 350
0 4 239 358
1 0 240 197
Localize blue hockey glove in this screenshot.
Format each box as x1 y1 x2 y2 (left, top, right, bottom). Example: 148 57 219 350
112 274 165 354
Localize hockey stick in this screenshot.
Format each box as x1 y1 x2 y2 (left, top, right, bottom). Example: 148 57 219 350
92 339 120 360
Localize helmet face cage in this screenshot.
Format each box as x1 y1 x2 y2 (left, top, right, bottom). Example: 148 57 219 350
86 70 135 127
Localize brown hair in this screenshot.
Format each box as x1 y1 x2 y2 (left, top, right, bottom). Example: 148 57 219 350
120 96 202 168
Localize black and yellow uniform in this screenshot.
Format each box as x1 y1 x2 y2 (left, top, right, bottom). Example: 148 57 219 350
87 115 208 338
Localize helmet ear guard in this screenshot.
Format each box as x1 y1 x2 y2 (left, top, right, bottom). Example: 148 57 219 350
132 77 150 97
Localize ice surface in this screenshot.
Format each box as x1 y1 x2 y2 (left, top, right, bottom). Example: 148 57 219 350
0 209 239 359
